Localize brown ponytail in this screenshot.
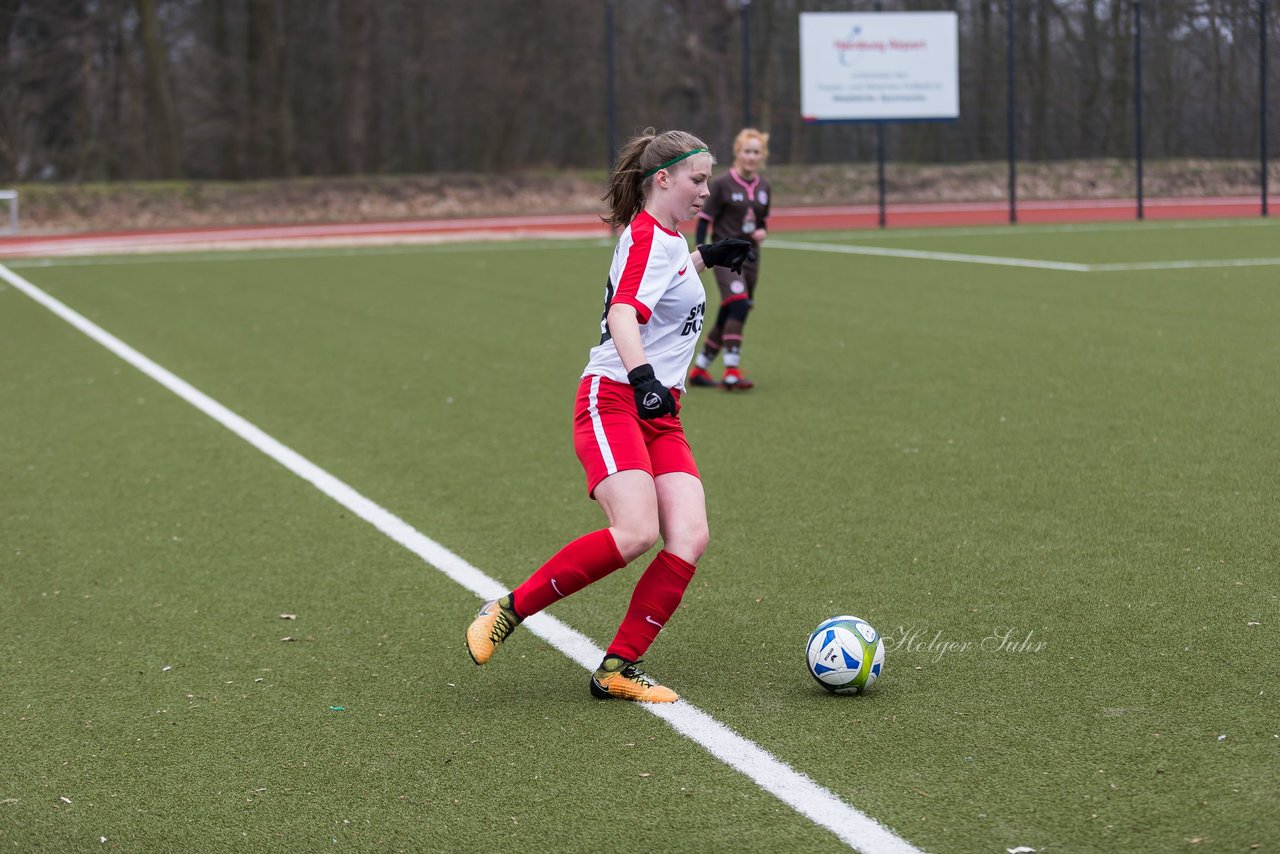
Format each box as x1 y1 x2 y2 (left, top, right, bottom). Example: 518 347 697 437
602 128 712 229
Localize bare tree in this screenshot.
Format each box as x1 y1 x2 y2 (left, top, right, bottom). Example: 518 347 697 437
0 0 1272 182
340 0 371 174
135 0 181 177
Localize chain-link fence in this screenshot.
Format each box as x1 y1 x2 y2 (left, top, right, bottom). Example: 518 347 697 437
2 1 1274 209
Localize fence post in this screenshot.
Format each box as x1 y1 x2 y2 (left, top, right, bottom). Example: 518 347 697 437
1007 0 1017 224
1263 0 1270 217
876 123 887 229
875 0 886 228
1133 0 1145 220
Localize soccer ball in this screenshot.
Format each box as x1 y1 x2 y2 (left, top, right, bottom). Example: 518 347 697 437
806 615 885 695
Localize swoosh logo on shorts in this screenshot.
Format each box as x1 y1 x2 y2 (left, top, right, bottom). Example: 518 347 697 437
677 264 688 276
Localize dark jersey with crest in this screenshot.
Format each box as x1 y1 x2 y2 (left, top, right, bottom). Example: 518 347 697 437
698 168 772 242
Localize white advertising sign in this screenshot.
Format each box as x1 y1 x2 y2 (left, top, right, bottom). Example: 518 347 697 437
800 12 959 122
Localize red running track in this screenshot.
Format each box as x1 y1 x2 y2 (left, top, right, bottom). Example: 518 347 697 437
0 196 1268 258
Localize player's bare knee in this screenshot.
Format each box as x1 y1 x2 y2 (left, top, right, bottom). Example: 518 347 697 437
665 521 708 564
612 523 660 562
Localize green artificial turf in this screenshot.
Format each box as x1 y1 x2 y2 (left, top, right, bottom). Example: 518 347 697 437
2 220 1277 852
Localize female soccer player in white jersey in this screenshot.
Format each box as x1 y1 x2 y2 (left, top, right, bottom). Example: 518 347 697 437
465 128 754 703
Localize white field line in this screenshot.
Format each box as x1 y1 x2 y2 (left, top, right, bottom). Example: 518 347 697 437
769 239 1091 272
1086 256 1280 272
9 234 1276 277
0 261 923 854
770 239 1280 273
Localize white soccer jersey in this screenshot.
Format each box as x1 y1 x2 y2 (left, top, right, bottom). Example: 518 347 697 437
582 210 707 391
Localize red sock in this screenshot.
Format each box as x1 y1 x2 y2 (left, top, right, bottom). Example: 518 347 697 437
606 550 696 662
510 529 626 618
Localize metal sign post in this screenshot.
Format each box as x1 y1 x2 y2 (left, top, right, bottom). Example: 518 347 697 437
1134 0 1145 221
1007 0 1017 224
1262 0 1270 217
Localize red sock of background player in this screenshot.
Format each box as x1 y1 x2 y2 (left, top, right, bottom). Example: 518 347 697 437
509 529 626 618
606 550 696 662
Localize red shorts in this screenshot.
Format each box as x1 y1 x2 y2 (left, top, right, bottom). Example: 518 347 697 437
573 375 700 498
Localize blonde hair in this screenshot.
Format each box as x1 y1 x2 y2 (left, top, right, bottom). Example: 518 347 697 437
602 128 713 229
733 128 770 162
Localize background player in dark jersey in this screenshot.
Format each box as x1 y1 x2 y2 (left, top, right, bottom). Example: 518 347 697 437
464 128 753 703
689 128 772 390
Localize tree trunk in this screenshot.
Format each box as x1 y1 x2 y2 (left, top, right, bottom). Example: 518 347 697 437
1106 0 1131 157
135 0 183 177
1082 0 1102 156
212 0 243 178
976 0 993 160
0 0 24 179
342 0 372 175
757 0 775 135
1032 0 1050 160
271 0 293 176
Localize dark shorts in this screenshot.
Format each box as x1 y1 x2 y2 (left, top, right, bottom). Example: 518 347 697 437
712 256 760 306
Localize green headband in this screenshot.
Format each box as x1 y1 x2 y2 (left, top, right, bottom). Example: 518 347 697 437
643 148 709 178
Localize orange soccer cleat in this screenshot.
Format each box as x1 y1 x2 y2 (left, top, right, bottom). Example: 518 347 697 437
589 656 679 703
465 595 522 665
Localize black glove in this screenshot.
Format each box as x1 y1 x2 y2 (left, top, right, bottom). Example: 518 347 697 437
627 364 677 420
698 238 757 274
